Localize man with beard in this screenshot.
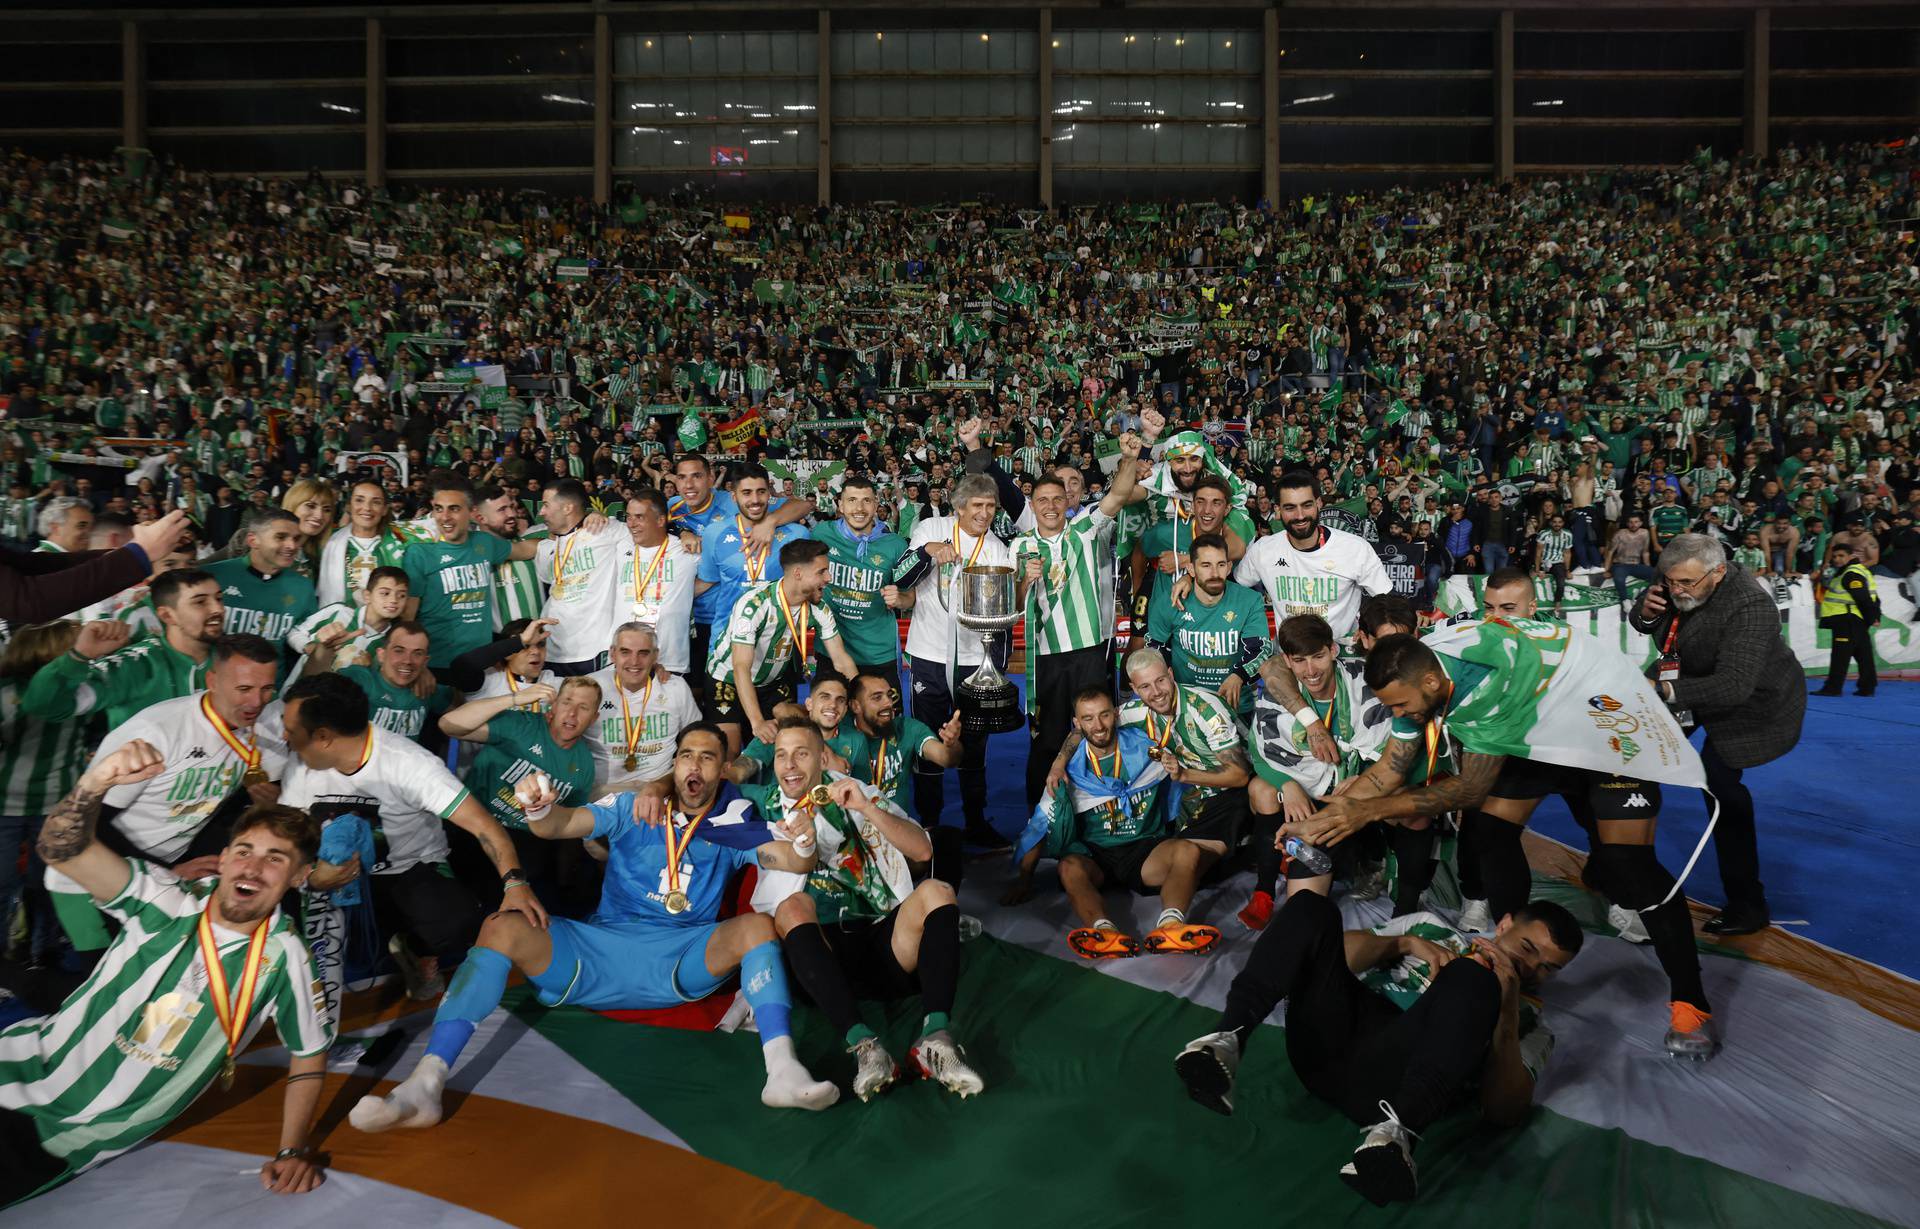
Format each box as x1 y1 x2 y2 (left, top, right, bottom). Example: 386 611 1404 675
846 668 963 818
1175 891 1583 1206
1134 475 1247 615
892 473 1014 882
6 761 332 1205
346 723 837 1132
22 568 227 725
473 483 548 627
203 509 319 679
768 720 984 1102
813 474 911 674
1145 533 1269 727
1231 470 1392 641
1012 432 1141 808
695 465 810 651
335 620 454 737
707 538 858 758
43 635 292 956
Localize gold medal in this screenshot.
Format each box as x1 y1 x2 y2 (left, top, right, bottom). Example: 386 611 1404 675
664 889 690 914
807 783 832 807
195 906 269 1099
220 1056 236 1091
1048 561 1066 589
242 767 269 787
623 753 638 773
659 796 716 917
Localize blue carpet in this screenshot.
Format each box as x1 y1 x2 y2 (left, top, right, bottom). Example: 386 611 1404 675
943 675 1919 980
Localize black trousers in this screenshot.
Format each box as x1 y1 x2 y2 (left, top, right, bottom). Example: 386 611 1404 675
1026 644 1113 809
1821 613 1875 691
0 1105 67 1208
908 654 988 831
1218 891 1499 1132
1701 740 1765 914
687 620 715 704
372 862 486 967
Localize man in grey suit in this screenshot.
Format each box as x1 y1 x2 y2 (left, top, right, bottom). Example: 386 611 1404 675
1630 534 1805 936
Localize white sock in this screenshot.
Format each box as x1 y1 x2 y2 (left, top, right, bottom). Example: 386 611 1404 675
1092 918 1115 932
759 1035 840 1111
349 1054 448 1133
1157 907 1186 928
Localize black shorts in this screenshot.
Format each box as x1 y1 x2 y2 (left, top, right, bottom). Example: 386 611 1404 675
1176 788 1249 850
818 913 920 1003
702 675 797 728
1491 758 1662 822
1083 837 1165 895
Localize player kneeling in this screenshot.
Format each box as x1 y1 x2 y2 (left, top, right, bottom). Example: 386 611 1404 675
764 719 983 1102
349 722 837 1132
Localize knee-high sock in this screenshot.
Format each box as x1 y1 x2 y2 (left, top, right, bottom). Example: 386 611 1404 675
1388 824 1437 917
916 904 960 1021
425 945 511 1068
930 826 965 890
1478 817 1529 923
1249 807 1283 896
1593 844 1709 1012
1455 811 1489 900
739 939 795 1043
781 922 861 1036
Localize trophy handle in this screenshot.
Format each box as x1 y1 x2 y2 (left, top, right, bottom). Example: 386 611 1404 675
936 563 952 609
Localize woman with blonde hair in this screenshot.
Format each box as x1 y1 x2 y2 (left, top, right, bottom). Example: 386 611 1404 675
317 477 412 607
282 477 340 583
0 620 92 965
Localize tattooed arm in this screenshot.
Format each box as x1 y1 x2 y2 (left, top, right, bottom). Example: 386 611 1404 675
1285 749 1505 848
445 794 551 930
37 738 167 902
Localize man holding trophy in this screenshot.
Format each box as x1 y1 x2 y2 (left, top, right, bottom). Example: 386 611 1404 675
1012 432 1143 809
895 473 1015 886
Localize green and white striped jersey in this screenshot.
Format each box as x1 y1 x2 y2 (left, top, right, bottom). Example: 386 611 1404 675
1118 683 1247 806
1536 529 1572 569
22 637 210 729
493 524 550 629
1013 507 1117 655
708 581 840 686
0 860 333 1182
0 680 92 817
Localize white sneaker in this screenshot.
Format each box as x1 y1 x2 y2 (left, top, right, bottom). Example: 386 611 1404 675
850 1035 900 1102
1174 1030 1240 1116
909 1030 985 1099
1457 897 1493 933
1340 1100 1420 1206
1608 902 1652 945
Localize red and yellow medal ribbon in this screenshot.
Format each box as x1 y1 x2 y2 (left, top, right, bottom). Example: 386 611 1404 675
506 672 547 711
1085 740 1124 827
195 906 271 1077
775 582 812 662
620 675 655 759
662 796 717 899
551 529 583 596
200 694 261 777
1144 686 1181 756
870 737 891 793
738 515 770 582
1424 680 1454 783
952 526 987 570
631 541 668 606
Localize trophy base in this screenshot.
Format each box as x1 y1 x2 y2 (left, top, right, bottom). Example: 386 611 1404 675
957 678 1025 738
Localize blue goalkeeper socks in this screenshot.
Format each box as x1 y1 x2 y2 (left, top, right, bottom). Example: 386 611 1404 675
425 946 511 1068
739 940 793 1043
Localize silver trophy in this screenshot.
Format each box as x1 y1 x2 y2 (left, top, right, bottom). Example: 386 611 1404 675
953 564 1026 737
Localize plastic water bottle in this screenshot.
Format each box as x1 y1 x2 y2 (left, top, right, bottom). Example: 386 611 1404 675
1283 836 1334 876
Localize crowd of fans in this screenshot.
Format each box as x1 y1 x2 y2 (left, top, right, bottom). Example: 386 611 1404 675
0 135 1914 1211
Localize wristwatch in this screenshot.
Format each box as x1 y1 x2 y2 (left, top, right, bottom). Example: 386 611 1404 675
274 1146 313 1162
501 868 530 889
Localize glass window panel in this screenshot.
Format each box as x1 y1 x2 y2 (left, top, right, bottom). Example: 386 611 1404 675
1516 31 1741 73
0 87 120 128
1274 31 1492 73
688 33 717 74
1773 77 1920 120
1274 76 1490 118
3 42 121 84
1283 124 1492 166
837 123 1030 166
1515 77 1740 118
147 129 363 173
1055 74 1254 120
1772 28 1920 71
1056 167 1258 204
389 82 594 124
1514 122 1740 166
388 126 591 170
148 39 364 82
386 34 591 78
149 86 369 127
617 123 816 170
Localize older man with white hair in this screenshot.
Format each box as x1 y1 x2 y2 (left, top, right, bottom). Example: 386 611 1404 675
891 472 1013 885
1628 533 1805 937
